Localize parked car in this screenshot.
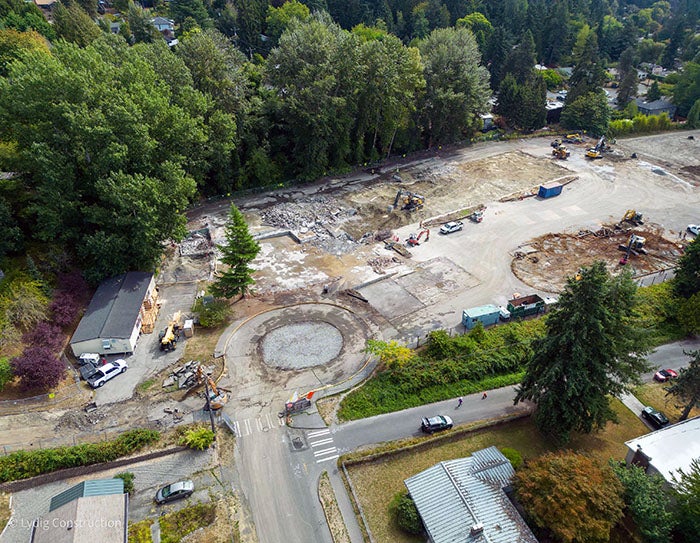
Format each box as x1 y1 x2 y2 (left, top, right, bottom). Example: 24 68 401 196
641 406 669 429
653 368 678 382
79 362 99 381
687 224 699 236
87 359 127 388
155 480 195 504
79 353 101 366
421 415 453 433
439 221 464 235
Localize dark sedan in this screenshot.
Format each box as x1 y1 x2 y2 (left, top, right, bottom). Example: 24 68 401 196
641 406 670 429
421 415 453 434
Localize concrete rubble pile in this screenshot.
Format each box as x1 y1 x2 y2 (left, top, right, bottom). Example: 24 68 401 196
179 228 213 257
162 360 215 389
260 196 362 254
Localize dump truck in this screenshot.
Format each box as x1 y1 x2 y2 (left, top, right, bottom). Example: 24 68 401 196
507 294 546 319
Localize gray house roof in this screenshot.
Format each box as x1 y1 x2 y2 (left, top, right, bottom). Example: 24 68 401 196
50 478 125 511
71 272 152 343
405 446 538 543
635 98 676 114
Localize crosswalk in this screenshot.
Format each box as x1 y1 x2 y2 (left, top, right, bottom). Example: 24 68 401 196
230 413 286 437
307 428 339 464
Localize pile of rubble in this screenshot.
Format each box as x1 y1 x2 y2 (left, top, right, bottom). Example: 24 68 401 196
180 228 213 257
260 196 362 254
367 255 399 274
162 360 215 389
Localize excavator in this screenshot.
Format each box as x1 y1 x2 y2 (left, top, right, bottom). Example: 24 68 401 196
406 229 430 246
196 365 229 411
393 190 425 211
621 209 644 226
619 234 647 265
585 136 607 159
159 311 181 352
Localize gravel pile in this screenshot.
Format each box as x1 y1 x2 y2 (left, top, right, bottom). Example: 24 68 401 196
261 322 343 369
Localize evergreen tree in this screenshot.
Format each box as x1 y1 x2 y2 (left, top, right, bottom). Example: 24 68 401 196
646 80 662 101
514 261 650 443
567 26 606 105
665 350 700 421
673 236 700 299
209 203 260 299
616 47 638 107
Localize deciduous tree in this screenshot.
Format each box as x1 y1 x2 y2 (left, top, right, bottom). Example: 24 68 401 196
515 451 624 543
561 91 610 136
672 457 700 540
611 461 675 543
365 339 415 370
11 346 65 390
418 27 490 145
53 2 101 47
665 350 700 421
209 203 260 299
514 261 650 443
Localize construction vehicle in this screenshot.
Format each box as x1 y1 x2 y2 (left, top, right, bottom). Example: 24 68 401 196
406 229 430 246
621 209 644 226
393 190 425 211
159 311 182 352
619 234 647 265
585 136 607 159
196 365 229 411
563 132 584 144
552 143 570 159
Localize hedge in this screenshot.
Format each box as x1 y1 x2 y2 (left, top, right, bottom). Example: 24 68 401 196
0 428 160 483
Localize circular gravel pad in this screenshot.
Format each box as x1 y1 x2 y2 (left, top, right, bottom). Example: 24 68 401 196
261 321 343 369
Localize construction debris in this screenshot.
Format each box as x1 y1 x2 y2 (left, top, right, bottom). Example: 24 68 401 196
180 228 213 257
163 360 216 390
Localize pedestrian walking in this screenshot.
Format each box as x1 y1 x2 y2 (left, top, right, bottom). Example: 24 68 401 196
457 397 463 408
482 392 488 400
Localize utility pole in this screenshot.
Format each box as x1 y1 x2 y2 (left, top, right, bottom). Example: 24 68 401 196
203 379 217 440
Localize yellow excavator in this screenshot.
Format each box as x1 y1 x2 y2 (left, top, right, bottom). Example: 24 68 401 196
393 190 425 211
197 365 229 411
552 143 570 159
621 209 644 226
585 136 607 159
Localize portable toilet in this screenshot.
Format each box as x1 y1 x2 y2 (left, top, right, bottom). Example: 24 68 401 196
462 304 501 330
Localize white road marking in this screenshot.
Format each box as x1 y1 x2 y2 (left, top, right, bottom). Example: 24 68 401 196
307 428 330 437
244 419 252 436
313 447 337 457
265 413 273 429
310 438 334 447
562 205 586 216
316 454 340 464
537 210 561 221
256 418 263 431
232 421 240 436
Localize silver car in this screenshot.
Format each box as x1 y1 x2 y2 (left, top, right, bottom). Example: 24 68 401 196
155 480 195 504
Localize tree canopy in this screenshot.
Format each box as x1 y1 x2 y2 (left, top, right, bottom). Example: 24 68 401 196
514 261 650 443
665 349 700 421
515 451 625 543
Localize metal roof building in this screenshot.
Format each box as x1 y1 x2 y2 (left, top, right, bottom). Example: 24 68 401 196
31 479 127 543
70 272 156 356
625 415 700 485
404 446 538 543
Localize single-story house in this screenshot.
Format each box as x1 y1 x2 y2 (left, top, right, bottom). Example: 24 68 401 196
151 16 175 33
31 478 127 543
635 98 677 118
625 416 700 486
404 446 538 543
33 0 57 10
70 272 156 356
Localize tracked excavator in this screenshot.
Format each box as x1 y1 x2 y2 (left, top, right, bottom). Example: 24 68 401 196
621 209 644 226
585 136 607 159
393 190 425 211
619 234 647 265
406 229 430 246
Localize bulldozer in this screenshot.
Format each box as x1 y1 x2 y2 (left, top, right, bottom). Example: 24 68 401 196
406 229 430 246
196 365 229 411
393 190 425 212
552 143 570 159
159 311 182 352
621 209 644 226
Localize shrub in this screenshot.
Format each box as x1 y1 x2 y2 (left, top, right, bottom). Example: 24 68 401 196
179 426 215 451
390 493 422 535
500 447 523 469
0 357 13 391
192 297 230 328
49 291 81 328
115 472 135 494
0 429 159 482
159 503 216 543
22 322 65 351
11 346 66 390
128 520 153 543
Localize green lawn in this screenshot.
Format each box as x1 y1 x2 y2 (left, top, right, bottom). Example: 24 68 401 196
633 381 700 424
345 400 647 543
